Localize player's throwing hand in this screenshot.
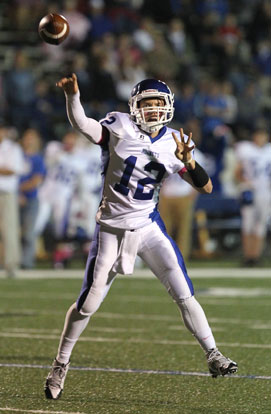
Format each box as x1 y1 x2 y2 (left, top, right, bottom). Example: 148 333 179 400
172 128 195 165
56 73 78 95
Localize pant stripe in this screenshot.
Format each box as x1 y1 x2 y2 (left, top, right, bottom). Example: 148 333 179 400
155 215 194 295
76 224 100 311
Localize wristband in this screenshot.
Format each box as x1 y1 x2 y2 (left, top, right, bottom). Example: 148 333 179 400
187 161 209 187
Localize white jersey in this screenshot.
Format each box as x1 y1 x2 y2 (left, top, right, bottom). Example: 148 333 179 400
235 141 271 197
39 141 85 201
67 143 102 238
96 111 192 229
76 143 102 195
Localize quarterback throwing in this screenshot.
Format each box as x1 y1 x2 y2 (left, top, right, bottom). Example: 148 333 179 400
44 74 238 400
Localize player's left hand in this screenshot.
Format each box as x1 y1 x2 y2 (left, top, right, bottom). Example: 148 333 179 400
172 128 195 164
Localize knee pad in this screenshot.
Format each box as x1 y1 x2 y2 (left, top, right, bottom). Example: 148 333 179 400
175 294 194 308
78 287 105 316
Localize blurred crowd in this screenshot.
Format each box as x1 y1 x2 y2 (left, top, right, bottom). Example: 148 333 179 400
0 0 270 137
0 125 102 276
0 0 270 274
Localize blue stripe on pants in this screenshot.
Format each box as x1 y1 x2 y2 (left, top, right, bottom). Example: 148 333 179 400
155 214 194 295
76 223 100 311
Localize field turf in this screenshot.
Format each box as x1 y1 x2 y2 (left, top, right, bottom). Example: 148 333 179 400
0 267 270 414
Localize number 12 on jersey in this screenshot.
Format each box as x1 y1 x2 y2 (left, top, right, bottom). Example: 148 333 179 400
114 156 166 200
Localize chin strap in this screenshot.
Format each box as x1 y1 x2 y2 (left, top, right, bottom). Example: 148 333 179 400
140 123 163 134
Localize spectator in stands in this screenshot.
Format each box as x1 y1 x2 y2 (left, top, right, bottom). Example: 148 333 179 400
237 81 263 130
254 39 271 77
174 83 197 124
117 33 142 67
0 124 24 277
196 0 229 21
88 48 117 116
167 18 187 56
133 17 157 53
145 32 179 81
4 50 36 132
32 79 58 142
199 119 233 193
70 53 92 103
115 54 146 103
198 80 233 195
105 0 139 34
202 79 227 123
220 80 238 127
101 33 119 78
139 0 174 23
19 128 46 269
217 13 242 48
195 11 221 65
62 0 91 48
248 0 271 51
12 0 46 31
88 0 114 40
235 129 271 266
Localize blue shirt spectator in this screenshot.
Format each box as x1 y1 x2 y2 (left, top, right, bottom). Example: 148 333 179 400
89 1 115 40
20 153 46 199
19 129 46 268
199 119 231 193
174 84 197 124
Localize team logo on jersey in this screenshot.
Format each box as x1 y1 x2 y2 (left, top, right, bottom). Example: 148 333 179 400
142 148 159 159
139 134 145 140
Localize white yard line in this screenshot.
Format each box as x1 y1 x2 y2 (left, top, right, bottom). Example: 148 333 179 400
4 326 146 334
0 310 270 326
0 287 270 302
0 363 270 381
0 331 270 349
0 409 86 414
195 287 271 297
0 268 271 279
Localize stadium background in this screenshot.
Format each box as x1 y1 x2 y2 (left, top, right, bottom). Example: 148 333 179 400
0 0 270 265
0 2 271 413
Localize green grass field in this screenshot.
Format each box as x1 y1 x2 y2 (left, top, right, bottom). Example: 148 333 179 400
0 267 270 414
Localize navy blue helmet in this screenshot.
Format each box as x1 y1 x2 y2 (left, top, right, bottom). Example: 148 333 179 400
129 79 174 133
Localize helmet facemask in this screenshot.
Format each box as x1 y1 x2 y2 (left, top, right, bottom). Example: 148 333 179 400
129 89 174 134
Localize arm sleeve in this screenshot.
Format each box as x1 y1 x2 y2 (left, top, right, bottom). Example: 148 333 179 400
66 92 103 144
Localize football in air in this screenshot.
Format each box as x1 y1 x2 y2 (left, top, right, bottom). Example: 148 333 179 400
38 13 69 45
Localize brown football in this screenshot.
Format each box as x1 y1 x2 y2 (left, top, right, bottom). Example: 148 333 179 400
38 13 69 45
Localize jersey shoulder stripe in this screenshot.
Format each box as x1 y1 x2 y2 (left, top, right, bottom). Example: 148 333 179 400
100 112 134 135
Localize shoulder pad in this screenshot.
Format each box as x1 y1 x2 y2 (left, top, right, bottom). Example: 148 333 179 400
100 112 133 134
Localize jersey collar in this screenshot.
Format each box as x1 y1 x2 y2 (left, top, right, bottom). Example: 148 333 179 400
148 126 167 143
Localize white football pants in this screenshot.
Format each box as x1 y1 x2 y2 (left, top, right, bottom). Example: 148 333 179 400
56 216 216 364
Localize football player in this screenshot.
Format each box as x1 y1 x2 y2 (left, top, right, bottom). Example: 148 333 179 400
45 74 238 400
235 128 271 266
35 130 85 240
35 131 88 267
67 139 102 244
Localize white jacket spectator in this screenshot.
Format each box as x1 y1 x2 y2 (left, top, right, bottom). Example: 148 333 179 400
0 125 24 277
